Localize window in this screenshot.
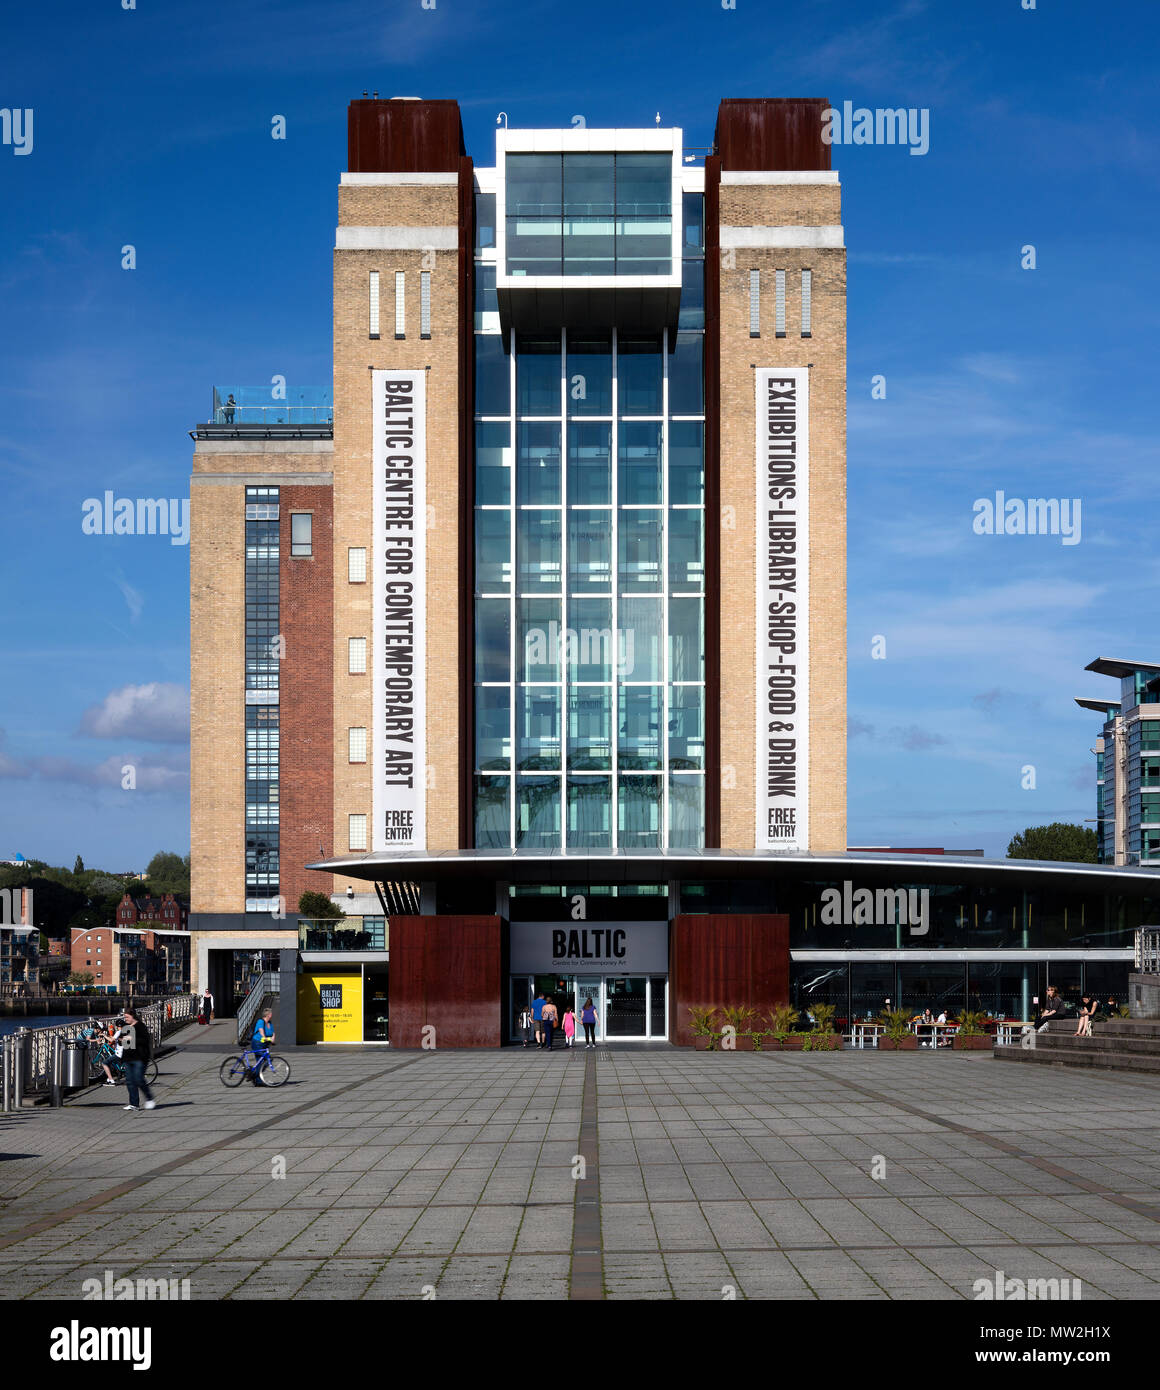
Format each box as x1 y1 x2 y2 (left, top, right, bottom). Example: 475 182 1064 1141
775 269 786 336
349 814 368 851
348 547 367 583
86 934 91 941
349 727 367 763
420 271 431 338
348 637 367 674
801 268 812 337
749 269 760 337
394 271 405 338
369 270 380 338
291 513 312 557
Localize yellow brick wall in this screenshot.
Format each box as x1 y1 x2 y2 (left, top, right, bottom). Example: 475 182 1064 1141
190 481 245 913
190 447 333 914
718 225 847 853
332 184 462 884
719 183 841 228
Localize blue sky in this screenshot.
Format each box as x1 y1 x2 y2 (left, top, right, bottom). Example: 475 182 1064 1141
1 0 1157 866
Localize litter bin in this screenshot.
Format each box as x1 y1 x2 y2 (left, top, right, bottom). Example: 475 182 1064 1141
62 1040 88 1089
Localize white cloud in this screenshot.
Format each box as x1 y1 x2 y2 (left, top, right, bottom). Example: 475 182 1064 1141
77 683 189 744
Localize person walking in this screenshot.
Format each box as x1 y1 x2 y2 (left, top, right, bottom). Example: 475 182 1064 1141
562 1006 576 1048
200 987 214 1025
581 997 598 1048
542 997 558 1051
531 993 545 1048
517 1003 534 1048
119 1007 156 1112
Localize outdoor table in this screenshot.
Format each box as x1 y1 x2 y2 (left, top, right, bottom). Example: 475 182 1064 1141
850 1022 884 1049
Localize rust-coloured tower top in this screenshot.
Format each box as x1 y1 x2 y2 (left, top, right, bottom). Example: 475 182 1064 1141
714 98 831 171
347 97 466 173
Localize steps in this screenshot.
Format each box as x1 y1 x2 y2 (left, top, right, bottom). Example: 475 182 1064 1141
994 1017 1160 1077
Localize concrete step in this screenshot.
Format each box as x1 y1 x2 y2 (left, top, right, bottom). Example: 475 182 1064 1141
994 1044 1160 1077
1032 1032 1160 1056
1092 1019 1160 1040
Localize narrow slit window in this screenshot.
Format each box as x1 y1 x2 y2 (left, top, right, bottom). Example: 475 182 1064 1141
420 270 431 338
348 814 368 851
748 269 760 337
348 637 367 674
349 727 367 763
290 513 312 557
394 271 405 338
369 270 380 338
348 547 367 583
801 268 812 337
775 269 786 337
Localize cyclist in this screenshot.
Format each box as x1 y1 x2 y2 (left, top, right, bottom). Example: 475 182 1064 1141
250 1008 275 1086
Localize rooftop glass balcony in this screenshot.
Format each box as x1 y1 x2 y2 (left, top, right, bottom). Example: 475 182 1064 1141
193 388 334 440
298 916 387 953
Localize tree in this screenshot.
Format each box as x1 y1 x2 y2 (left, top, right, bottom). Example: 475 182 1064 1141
298 890 345 921
68 971 95 988
73 855 85 875
145 851 190 898
1007 823 1097 863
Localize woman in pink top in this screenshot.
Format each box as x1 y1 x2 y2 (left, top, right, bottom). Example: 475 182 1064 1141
562 1007 576 1048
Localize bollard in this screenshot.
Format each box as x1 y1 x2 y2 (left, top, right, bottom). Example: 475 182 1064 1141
13 1035 24 1109
2 1036 10 1113
50 1034 62 1108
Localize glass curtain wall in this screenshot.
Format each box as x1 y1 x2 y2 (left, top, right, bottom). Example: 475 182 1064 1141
474 190 705 850
245 487 280 906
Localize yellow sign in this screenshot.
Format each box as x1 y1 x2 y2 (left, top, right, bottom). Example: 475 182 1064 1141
297 972 363 1042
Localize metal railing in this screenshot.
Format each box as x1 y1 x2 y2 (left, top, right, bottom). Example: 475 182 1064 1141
1 993 199 1108
1135 928 1160 974
236 972 281 1047
211 387 332 426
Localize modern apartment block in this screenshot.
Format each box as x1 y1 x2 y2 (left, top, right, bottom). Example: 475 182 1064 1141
190 97 1160 1042
1077 658 1160 866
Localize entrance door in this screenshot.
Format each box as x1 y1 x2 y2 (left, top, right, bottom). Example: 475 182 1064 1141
574 978 602 1043
605 977 647 1037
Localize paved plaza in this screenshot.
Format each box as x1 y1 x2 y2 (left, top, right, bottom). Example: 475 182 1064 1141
3 1023 1160 1300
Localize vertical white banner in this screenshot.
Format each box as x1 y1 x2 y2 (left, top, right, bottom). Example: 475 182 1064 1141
755 367 809 852
372 370 427 851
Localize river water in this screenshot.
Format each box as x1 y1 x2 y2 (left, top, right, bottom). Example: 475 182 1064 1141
0 1016 77 1038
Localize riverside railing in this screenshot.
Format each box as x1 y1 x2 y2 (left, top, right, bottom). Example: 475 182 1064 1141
1 993 199 1107
235 972 281 1046
1135 928 1160 975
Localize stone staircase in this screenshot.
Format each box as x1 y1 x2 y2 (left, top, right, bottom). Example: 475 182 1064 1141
994 1018 1160 1077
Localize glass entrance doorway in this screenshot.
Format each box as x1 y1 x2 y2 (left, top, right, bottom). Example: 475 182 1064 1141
510 975 668 1042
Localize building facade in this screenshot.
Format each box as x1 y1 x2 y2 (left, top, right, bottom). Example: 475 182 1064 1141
190 97 1156 1043
1077 658 1160 866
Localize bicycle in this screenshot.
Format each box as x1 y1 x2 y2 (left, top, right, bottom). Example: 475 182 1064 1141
218 1046 290 1088
80 1030 158 1088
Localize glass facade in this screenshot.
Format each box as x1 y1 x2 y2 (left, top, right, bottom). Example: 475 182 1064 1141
475 192 705 850
245 487 280 905
504 153 673 277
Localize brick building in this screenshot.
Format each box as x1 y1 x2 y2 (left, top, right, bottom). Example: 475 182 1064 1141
190 97 1160 1044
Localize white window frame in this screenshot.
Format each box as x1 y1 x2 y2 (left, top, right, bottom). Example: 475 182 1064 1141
348 814 368 851
348 547 367 583
348 637 367 675
369 270 380 339
801 268 812 337
349 727 368 763
748 269 760 337
394 271 406 339
420 270 431 339
775 269 786 337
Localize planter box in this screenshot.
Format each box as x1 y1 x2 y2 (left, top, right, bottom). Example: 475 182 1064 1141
877 1036 919 1050
765 1035 806 1050
953 1034 992 1050
801 1033 843 1051
723 1034 754 1051
693 1034 713 1051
